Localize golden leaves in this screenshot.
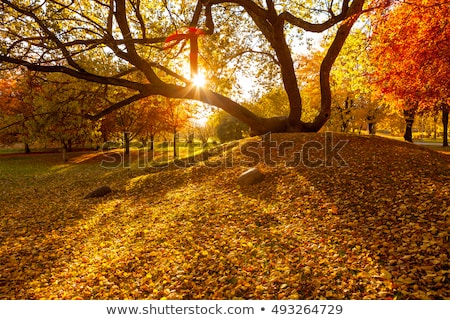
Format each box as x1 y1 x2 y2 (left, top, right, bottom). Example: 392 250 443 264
0 134 449 299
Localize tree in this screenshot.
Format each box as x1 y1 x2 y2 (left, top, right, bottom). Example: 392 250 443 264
103 106 141 155
164 99 192 158
0 0 368 135
0 71 39 153
135 97 172 151
369 0 450 145
28 74 102 160
295 29 388 134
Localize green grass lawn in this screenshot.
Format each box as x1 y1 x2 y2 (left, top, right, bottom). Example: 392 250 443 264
1 133 449 299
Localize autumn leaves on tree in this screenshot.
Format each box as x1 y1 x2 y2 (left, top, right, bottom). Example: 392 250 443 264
1 0 366 134
369 0 450 144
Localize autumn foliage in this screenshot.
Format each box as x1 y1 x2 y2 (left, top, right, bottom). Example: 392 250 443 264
369 0 450 107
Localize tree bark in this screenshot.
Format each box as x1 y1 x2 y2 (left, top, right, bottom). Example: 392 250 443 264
24 142 31 154
433 112 438 140
62 143 68 162
368 122 376 135
123 132 130 155
403 109 415 143
173 129 177 158
150 134 155 151
442 103 449 147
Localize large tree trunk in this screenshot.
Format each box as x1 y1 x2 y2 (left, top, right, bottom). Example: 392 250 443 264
442 103 449 147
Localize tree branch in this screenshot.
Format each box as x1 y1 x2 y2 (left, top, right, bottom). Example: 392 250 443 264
114 0 163 84
0 55 146 91
85 92 149 120
1 0 86 72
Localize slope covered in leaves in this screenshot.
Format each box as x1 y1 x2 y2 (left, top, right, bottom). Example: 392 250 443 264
0 133 449 299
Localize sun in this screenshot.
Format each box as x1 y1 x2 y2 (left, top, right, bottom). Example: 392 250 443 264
191 73 206 87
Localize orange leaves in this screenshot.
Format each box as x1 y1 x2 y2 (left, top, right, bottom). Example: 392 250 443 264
369 0 450 107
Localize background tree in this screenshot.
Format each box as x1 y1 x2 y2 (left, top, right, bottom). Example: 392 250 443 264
135 97 171 151
0 0 368 135
163 99 192 158
28 74 102 160
103 106 141 156
369 0 450 145
0 71 38 153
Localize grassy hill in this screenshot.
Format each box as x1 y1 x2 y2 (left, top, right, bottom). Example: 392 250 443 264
0 133 449 299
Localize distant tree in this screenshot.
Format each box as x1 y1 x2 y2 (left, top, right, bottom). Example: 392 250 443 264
31 76 101 160
163 99 192 158
0 71 40 153
193 120 216 146
103 106 141 155
135 97 170 151
297 29 388 134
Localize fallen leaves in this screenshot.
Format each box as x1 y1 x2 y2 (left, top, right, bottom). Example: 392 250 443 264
0 133 449 300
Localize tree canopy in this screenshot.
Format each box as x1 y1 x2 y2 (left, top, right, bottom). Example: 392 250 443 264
369 0 449 107
0 0 370 135
368 0 449 144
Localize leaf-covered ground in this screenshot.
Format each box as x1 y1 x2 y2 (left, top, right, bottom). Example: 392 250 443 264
0 133 449 299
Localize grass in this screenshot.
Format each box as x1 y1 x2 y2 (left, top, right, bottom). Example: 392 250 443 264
0 133 449 299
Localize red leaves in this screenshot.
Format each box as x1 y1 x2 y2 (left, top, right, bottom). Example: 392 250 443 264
369 0 450 108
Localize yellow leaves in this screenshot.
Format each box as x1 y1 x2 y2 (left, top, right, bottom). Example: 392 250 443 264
1 134 450 300
380 270 392 280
